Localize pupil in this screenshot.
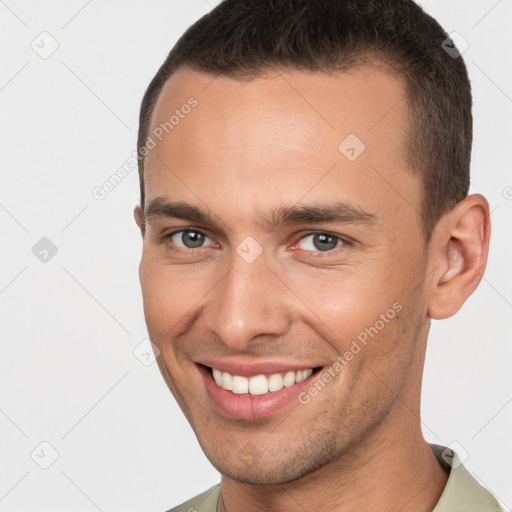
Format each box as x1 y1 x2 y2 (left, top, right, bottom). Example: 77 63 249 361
313 233 337 251
182 231 204 248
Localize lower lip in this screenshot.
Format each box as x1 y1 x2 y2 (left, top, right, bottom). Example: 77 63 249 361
198 365 318 420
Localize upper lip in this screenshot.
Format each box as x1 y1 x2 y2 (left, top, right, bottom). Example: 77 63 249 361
196 358 323 377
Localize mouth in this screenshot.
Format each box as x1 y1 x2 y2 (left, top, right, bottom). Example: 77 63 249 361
196 362 323 420
204 365 323 396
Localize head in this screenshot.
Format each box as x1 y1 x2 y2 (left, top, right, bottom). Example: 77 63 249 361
134 0 490 485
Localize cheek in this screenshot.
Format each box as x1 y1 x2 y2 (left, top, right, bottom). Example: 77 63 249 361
140 267 171 331
139 257 201 329
286 265 400 343
139 260 191 358
139 260 204 395
283 250 426 379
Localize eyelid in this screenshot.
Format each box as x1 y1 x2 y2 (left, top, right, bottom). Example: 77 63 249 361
292 231 353 253
159 227 353 255
161 228 217 250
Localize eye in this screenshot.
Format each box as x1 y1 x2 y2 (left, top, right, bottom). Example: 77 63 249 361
296 232 345 252
168 229 215 249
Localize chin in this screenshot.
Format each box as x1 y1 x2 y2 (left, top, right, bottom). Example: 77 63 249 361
217 463 309 486
203 442 335 486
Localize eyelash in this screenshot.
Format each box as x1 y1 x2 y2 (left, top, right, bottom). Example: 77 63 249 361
160 229 353 256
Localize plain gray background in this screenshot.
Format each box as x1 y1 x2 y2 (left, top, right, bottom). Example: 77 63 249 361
1 1 511 511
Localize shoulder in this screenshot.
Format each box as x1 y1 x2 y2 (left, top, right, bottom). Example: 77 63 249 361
164 484 221 512
430 444 504 512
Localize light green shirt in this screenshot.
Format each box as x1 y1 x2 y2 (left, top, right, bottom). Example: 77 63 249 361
167 444 503 512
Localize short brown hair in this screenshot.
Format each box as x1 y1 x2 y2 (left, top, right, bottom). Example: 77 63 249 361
137 0 472 239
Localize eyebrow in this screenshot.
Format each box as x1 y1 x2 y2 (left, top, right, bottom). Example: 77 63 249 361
144 197 377 230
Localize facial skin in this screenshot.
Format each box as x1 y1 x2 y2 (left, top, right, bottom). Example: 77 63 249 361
134 66 490 511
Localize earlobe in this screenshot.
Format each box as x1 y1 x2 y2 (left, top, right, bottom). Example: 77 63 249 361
428 194 490 319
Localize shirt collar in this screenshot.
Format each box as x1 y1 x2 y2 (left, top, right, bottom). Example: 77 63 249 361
430 443 501 512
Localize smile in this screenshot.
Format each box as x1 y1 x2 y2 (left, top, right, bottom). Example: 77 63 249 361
197 362 323 420
211 367 314 395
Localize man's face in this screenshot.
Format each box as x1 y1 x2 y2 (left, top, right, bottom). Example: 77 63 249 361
137 66 432 484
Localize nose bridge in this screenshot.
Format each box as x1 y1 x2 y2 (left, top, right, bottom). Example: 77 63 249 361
205 250 290 350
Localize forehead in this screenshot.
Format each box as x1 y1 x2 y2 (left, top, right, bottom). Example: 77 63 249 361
148 66 407 157
144 66 421 232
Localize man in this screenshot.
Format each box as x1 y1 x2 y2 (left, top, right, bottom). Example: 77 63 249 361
133 1 502 510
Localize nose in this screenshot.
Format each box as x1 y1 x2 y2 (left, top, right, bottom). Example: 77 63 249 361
203 250 291 351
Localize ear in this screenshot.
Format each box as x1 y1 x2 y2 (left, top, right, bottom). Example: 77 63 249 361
134 205 144 234
427 194 491 319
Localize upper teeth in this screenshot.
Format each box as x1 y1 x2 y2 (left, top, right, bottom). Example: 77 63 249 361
212 368 313 395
